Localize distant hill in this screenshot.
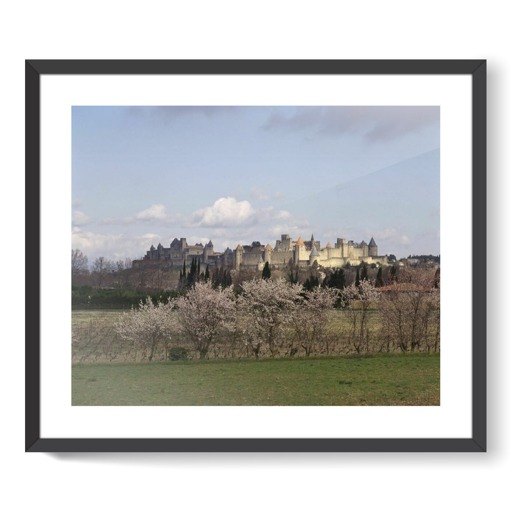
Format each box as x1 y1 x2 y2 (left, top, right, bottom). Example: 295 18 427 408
286 149 440 257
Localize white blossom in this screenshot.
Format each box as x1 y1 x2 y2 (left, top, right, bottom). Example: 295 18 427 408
115 297 175 361
239 278 303 357
174 281 237 359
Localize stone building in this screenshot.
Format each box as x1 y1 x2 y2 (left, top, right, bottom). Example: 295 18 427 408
133 234 388 270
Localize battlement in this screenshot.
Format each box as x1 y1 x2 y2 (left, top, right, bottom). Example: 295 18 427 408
136 234 386 270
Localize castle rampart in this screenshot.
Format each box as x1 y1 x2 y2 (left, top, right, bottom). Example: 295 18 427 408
133 234 388 270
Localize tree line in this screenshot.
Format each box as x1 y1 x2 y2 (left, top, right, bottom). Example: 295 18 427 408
103 269 440 362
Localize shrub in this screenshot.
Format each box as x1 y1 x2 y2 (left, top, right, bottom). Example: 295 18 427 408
168 347 191 361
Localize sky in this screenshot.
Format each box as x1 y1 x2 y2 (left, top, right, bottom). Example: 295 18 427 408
72 106 440 263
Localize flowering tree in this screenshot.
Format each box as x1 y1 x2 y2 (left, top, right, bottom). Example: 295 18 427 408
295 286 337 356
239 278 303 358
340 279 379 353
115 297 176 361
174 281 237 359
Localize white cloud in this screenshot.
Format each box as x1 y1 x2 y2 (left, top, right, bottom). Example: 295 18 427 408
188 197 293 230
104 203 180 226
72 199 299 261
190 197 257 228
72 227 161 261
72 210 91 226
135 204 169 221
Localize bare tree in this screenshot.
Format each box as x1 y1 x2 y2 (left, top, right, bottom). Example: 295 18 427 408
72 249 89 275
378 269 440 352
92 256 114 287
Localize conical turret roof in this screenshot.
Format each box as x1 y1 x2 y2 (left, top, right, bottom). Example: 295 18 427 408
296 236 305 247
369 237 377 247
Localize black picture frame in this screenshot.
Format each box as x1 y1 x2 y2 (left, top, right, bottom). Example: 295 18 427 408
26 60 486 452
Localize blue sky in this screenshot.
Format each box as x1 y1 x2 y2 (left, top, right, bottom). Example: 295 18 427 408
72 106 440 262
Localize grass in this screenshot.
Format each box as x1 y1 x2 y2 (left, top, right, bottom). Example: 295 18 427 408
72 352 440 406
72 309 126 325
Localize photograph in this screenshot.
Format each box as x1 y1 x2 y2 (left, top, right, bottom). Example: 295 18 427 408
71 105 441 407
26 60 485 451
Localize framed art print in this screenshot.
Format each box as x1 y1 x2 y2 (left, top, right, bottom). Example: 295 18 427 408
26 60 486 452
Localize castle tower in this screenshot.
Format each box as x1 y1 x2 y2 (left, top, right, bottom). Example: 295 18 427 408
361 240 368 258
264 243 272 264
309 244 319 266
203 240 214 262
222 247 233 267
335 238 347 257
310 234 320 251
235 244 243 271
368 237 378 257
294 235 306 265
325 241 332 260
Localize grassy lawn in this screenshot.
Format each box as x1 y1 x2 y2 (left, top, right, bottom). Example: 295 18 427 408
72 353 440 406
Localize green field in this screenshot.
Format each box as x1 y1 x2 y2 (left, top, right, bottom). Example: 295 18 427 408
72 353 440 406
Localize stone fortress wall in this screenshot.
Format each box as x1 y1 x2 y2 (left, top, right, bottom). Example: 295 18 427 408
134 234 389 270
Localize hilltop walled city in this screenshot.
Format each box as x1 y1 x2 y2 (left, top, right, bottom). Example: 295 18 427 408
133 234 389 271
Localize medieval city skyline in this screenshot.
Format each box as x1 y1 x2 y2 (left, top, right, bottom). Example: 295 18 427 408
72 106 440 262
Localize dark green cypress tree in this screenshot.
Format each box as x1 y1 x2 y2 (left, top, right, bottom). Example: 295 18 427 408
376 266 384 287
187 258 196 287
304 275 320 291
334 268 345 289
223 269 232 287
360 262 368 281
205 264 210 281
355 267 361 287
262 261 271 280
179 260 187 289
389 264 398 283
287 266 298 284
